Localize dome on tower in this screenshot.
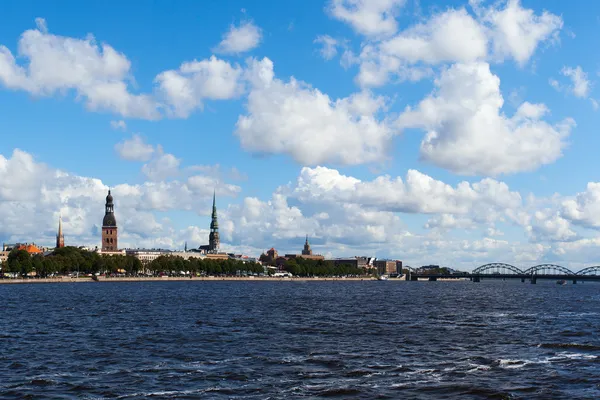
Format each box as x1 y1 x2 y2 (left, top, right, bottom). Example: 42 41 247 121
103 214 117 227
106 190 113 203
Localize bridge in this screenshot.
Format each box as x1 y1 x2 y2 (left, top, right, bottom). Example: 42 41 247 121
404 263 600 284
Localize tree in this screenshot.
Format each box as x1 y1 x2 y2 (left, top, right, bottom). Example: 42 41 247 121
7 250 32 277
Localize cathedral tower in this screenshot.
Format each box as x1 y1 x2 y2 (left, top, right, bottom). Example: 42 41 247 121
56 215 65 248
102 190 118 252
209 192 220 253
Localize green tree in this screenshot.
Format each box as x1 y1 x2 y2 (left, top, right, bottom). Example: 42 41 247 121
7 250 32 277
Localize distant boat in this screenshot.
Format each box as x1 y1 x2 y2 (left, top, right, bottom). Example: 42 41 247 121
556 280 567 285
378 275 389 281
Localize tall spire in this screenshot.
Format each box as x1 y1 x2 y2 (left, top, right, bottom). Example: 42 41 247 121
209 191 220 252
56 214 65 248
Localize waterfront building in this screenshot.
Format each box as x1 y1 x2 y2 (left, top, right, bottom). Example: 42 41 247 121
56 215 65 249
330 256 374 269
374 259 402 275
101 190 118 252
125 248 206 265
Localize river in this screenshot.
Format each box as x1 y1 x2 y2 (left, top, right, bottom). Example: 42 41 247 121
1 280 599 399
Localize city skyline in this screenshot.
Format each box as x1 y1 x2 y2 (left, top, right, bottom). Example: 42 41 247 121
2 1 600 270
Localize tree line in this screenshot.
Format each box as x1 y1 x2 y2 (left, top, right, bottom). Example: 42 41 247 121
0 247 263 278
281 257 369 277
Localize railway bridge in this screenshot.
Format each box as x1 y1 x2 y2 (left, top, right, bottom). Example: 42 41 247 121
405 263 600 283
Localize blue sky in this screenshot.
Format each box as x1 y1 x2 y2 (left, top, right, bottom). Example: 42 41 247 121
1 0 600 270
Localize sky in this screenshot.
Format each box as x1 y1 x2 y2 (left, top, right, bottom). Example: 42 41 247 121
2 0 600 271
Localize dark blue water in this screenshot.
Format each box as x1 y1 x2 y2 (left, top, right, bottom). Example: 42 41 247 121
1 280 600 399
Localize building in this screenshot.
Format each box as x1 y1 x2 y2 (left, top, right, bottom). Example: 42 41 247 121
374 259 401 275
56 215 65 248
284 236 325 261
267 248 278 259
102 190 118 252
0 251 8 266
15 243 44 254
330 256 373 269
125 249 206 265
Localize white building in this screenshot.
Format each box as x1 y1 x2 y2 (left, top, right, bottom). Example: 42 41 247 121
125 249 206 265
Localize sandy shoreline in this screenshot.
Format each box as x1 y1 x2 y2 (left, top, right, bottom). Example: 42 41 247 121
0 276 469 284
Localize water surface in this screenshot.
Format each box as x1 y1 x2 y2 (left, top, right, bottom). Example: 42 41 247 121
1 280 599 399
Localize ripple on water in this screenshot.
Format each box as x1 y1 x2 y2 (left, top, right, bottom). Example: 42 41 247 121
1 281 600 399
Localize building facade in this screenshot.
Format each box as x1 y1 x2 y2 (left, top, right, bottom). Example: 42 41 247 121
374 259 401 275
56 215 65 249
102 190 118 252
125 249 207 265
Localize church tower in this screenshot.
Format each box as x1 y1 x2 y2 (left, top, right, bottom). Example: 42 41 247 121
102 190 118 252
56 215 65 248
208 192 220 253
302 235 313 256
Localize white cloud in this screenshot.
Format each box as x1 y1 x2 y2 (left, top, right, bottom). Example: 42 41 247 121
397 62 573 176
562 182 600 229
115 134 155 162
235 57 393 165
292 166 522 221
560 66 591 98
214 21 262 55
110 120 127 131
526 209 576 242
482 0 563 65
328 0 406 37
356 8 486 87
0 19 160 119
155 56 244 118
141 146 181 181
314 35 339 60
344 1 562 88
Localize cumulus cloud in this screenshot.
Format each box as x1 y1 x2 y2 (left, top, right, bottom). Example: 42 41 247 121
155 56 244 118
397 62 573 176
328 0 406 37
141 146 181 181
235 57 393 165
345 1 562 87
0 19 160 119
482 0 563 65
115 134 155 162
562 182 600 229
356 8 485 86
213 21 262 55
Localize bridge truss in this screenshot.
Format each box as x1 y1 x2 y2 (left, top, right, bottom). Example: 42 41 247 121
522 264 575 276
472 263 524 275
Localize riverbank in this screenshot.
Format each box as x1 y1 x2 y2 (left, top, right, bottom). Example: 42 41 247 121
0 276 471 284
0 276 381 284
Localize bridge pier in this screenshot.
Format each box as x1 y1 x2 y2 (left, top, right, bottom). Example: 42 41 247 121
428 277 437 282
411 275 418 281
531 277 537 284
521 278 525 283
573 279 577 284
473 276 480 283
